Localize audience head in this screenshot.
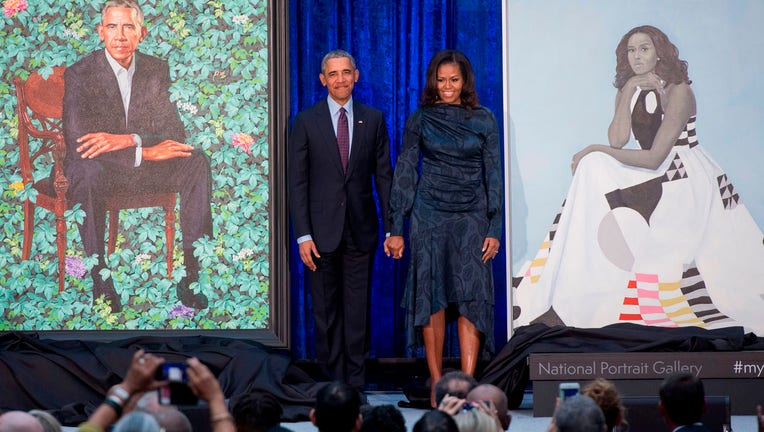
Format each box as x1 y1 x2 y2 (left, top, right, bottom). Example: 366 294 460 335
554 395 607 432
0 411 44 432
581 378 624 431
26 411 60 432
134 391 192 432
231 390 284 432
467 384 511 430
151 408 192 432
434 371 479 406
452 408 497 432
359 404 405 432
659 372 706 427
112 411 161 432
413 410 459 432
310 381 362 432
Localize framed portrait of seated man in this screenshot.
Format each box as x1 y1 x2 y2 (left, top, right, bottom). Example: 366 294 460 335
0 0 291 346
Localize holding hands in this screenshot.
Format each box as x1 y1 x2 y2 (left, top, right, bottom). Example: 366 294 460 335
384 235 405 259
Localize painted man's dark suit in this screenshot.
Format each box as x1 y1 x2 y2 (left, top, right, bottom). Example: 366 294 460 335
63 49 212 301
288 98 393 389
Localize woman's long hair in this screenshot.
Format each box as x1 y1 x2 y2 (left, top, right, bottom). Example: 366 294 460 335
614 25 691 89
421 49 479 109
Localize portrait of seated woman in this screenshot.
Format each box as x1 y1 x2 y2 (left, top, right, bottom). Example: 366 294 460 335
512 24 764 336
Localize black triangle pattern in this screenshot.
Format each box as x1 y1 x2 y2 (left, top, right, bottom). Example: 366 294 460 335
717 174 739 210
664 154 688 182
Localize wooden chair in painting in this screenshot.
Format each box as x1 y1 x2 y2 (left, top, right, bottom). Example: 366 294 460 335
14 66 176 292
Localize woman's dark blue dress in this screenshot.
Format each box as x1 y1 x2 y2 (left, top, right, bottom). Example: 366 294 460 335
389 104 503 354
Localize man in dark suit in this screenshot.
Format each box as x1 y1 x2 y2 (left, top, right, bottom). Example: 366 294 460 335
63 0 212 312
659 372 711 432
288 50 394 391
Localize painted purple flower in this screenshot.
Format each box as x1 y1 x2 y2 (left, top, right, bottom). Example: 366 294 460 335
170 304 195 319
65 256 87 279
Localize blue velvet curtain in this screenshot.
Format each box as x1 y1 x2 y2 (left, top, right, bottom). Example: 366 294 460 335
288 0 506 360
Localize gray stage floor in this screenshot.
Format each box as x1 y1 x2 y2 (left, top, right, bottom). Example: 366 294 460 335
282 392 760 432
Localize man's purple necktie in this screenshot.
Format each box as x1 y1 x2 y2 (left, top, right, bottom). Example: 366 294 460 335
337 107 349 173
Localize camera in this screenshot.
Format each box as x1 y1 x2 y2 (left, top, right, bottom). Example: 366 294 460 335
156 362 198 405
461 400 491 411
558 382 580 401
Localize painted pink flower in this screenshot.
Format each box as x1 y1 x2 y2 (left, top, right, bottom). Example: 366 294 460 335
231 133 254 154
3 0 27 18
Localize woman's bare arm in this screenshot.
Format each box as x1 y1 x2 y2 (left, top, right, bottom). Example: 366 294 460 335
574 82 695 172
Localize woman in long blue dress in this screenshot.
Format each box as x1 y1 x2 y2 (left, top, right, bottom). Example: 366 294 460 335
513 26 764 336
385 50 503 407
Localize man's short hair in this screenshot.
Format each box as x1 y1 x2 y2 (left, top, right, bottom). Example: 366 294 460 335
321 50 356 74
467 384 511 430
659 372 705 425
101 0 144 27
314 381 362 432
0 411 44 432
554 395 607 432
434 371 478 405
412 410 458 432
151 408 192 432
231 391 283 432
359 404 405 432
113 412 160 432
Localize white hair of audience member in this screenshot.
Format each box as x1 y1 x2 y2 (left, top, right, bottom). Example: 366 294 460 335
0 411 44 432
151 408 192 432
554 395 607 432
112 411 161 432
134 391 192 432
27 411 61 432
135 391 163 413
452 408 497 432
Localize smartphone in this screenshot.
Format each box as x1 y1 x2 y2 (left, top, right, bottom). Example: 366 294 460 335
462 400 491 411
156 362 198 405
558 382 580 401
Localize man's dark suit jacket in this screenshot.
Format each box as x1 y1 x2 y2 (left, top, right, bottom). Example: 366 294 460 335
61 48 211 266
63 49 186 169
288 99 393 253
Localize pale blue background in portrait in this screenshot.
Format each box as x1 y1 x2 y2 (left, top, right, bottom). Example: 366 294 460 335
507 0 764 272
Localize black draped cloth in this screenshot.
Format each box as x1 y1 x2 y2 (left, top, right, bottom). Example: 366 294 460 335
0 333 320 426
479 323 764 409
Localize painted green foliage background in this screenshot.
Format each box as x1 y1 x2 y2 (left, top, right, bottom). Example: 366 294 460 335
0 0 271 330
